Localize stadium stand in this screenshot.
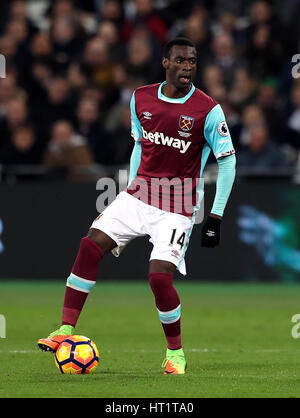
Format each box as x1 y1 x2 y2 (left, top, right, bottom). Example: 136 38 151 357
0 0 299 182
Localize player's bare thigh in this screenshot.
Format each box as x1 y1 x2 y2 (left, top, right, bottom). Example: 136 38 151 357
88 227 117 253
88 229 176 273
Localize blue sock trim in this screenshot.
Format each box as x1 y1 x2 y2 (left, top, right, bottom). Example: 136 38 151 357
66 273 96 293
157 304 181 324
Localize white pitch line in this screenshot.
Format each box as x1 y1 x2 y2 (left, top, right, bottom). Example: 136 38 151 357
0 350 39 354
0 348 290 354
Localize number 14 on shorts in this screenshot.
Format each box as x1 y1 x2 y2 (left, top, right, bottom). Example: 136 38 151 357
169 229 186 249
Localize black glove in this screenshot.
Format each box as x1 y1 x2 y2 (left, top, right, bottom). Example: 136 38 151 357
201 215 222 248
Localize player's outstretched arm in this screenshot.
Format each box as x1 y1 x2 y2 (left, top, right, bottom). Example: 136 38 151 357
201 154 236 248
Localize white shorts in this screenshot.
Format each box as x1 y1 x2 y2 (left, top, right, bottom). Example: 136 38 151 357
91 191 195 275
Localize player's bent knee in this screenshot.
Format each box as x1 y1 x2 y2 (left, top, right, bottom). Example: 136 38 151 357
149 259 176 274
87 228 117 254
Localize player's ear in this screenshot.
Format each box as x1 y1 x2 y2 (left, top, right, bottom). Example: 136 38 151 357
162 57 169 70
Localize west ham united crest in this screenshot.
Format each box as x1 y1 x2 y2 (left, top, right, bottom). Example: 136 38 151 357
179 115 194 132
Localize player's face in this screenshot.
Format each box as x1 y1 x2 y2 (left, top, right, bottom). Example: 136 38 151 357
163 45 197 91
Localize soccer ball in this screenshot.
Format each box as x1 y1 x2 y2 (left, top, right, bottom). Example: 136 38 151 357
54 335 99 374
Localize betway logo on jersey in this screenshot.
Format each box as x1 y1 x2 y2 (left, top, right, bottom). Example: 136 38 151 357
142 127 191 154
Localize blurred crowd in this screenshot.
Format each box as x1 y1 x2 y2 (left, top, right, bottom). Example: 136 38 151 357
0 0 300 181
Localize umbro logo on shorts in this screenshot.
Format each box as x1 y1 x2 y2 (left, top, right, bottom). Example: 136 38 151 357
142 127 192 154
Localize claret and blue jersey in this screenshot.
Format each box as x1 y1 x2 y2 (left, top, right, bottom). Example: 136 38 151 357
127 81 236 217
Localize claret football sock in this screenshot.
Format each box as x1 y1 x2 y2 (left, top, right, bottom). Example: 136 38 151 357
149 272 182 350
62 237 104 327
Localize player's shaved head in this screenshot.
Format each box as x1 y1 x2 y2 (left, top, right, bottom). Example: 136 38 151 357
163 37 196 59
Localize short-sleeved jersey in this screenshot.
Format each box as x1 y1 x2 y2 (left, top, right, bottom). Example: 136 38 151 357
127 82 235 217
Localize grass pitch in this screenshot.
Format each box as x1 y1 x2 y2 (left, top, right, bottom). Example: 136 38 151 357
1 280 300 398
